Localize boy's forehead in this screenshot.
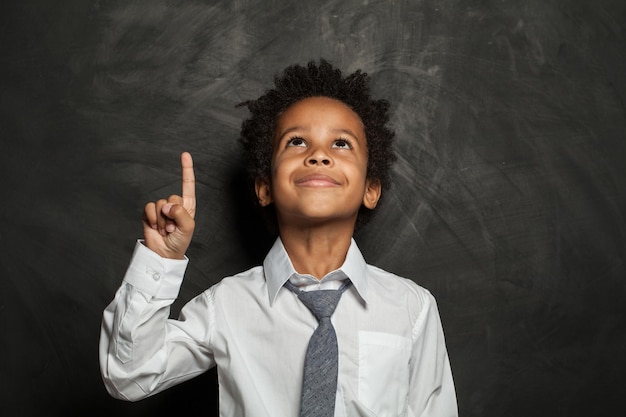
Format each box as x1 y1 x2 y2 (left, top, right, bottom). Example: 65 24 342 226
275 96 365 131
272 96 367 147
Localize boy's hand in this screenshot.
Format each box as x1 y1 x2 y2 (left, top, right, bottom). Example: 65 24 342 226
142 152 196 259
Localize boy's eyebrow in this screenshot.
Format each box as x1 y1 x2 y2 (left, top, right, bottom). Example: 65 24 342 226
276 126 363 142
275 126 302 140
331 128 362 142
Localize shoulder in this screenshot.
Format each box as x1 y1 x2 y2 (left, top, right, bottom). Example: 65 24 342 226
209 265 264 291
366 264 434 297
203 265 268 304
365 263 437 315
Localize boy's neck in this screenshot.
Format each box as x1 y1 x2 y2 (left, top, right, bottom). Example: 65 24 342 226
278 221 355 280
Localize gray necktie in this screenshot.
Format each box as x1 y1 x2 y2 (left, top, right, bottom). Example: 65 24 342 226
285 279 353 417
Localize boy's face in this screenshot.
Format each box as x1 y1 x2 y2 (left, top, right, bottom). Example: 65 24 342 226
255 96 381 227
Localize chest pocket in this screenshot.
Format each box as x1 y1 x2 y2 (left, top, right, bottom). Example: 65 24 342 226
358 331 412 416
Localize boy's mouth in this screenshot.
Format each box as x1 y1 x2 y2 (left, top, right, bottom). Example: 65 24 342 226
295 173 340 187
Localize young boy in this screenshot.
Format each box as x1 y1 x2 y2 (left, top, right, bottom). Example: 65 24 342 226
99 60 458 416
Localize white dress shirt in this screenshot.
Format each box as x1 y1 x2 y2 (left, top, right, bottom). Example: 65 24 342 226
99 238 457 417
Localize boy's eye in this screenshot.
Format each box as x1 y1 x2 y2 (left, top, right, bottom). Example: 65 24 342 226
332 138 352 149
286 137 306 147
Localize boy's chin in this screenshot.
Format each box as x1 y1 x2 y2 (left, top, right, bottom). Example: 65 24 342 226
279 211 360 228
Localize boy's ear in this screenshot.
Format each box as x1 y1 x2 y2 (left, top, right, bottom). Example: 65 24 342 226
362 178 382 209
255 178 273 207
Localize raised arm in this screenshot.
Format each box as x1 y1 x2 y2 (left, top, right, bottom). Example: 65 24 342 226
100 152 215 401
143 152 196 259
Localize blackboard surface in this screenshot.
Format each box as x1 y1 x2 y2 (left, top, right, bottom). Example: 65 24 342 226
1 0 624 416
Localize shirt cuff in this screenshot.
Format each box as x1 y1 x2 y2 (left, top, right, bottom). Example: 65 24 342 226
122 240 189 299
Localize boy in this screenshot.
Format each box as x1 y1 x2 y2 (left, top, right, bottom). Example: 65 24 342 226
99 60 458 416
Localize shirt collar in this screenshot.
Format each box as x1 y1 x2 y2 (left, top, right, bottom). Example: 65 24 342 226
263 237 369 306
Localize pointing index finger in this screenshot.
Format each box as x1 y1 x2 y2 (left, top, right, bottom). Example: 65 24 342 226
181 151 196 200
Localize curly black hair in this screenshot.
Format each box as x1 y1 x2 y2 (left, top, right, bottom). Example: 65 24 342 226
238 59 396 231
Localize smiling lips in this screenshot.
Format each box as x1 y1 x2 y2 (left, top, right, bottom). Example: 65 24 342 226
295 173 340 187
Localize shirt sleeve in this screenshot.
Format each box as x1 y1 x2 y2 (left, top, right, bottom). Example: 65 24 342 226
408 290 459 417
99 241 216 401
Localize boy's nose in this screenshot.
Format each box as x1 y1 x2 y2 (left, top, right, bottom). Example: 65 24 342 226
306 152 332 166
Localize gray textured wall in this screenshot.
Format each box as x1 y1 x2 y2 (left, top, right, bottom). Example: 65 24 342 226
2 0 625 415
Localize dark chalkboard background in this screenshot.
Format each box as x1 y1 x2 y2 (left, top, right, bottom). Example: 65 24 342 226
1 0 625 416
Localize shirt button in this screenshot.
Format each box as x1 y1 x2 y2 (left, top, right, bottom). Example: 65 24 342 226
152 273 161 281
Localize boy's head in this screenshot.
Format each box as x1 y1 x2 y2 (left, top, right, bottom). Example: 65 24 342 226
238 59 396 231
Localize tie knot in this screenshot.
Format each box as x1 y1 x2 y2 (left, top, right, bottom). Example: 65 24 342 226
297 290 342 320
